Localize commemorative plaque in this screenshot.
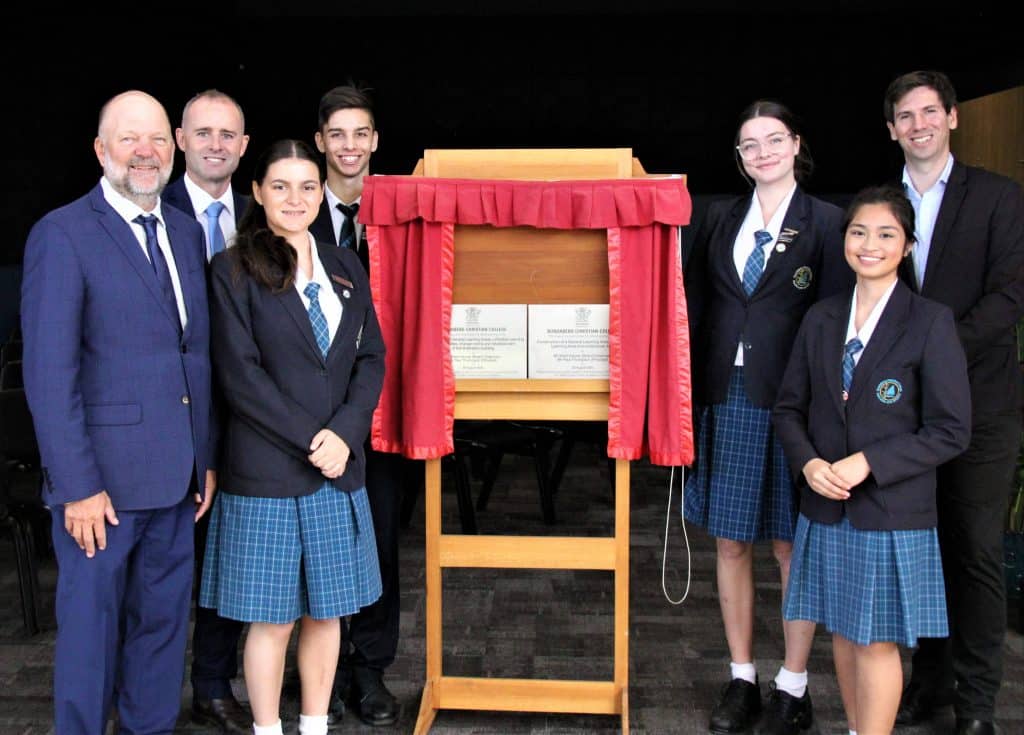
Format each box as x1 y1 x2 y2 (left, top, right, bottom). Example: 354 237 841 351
450 304 528 378
527 304 610 379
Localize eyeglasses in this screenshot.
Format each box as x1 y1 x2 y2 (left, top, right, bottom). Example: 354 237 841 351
735 133 794 161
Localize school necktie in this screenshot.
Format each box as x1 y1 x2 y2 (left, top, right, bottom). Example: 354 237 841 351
304 282 330 358
336 202 359 250
133 214 179 328
204 201 226 259
742 229 772 296
842 337 864 401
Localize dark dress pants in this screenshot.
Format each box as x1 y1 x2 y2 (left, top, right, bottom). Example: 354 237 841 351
909 412 1018 721
190 505 244 700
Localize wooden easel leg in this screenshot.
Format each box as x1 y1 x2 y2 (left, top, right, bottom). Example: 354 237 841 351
620 686 629 733
413 678 437 735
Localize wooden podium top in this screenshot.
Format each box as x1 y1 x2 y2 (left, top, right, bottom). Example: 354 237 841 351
413 147 641 179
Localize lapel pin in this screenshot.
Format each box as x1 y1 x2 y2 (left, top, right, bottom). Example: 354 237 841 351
342 289 351 299
776 243 786 253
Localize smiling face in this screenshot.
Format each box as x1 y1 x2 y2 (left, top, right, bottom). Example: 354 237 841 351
844 202 912 285
95 92 174 209
176 96 249 195
315 107 378 182
736 116 800 189
252 157 323 239
887 85 957 167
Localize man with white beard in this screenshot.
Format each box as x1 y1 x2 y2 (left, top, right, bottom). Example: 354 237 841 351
20 90 216 734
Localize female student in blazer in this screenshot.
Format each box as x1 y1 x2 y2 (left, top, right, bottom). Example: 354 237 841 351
200 140 385 735
683 100 849 735
773 186 971 735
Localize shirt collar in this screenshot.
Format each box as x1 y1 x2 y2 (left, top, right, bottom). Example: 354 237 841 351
324 185 360 211
845 278 899 347
294 233 330 294
901 153 955 197
100 176 164 228
183 173 234 219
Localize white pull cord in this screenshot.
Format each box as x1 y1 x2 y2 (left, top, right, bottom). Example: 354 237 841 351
661 465 691 605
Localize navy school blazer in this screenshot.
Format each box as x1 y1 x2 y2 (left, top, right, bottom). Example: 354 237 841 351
684 186 852 409
208 241 385 498
772 281 971 530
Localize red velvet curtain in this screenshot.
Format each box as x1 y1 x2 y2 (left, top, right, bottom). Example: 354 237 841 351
363 176 693 466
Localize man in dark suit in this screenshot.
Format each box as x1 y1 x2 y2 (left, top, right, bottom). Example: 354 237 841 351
164 89 252 733
885 70 1024 735
311 84 406 728
20 90 216 734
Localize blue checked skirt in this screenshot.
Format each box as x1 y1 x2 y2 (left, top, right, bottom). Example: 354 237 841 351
199 483 382 624
783 514 948 647
684 367 796 542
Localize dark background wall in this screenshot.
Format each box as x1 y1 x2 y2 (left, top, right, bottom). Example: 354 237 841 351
2 5 1021 271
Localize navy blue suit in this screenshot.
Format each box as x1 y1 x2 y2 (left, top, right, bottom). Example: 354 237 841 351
898 162 1024 719
163 174 252 701
773 281 972 530
21 183 214 733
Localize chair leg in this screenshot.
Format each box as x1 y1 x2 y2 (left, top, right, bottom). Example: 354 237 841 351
475 451 503 512
533 444 557 525
453 452 477 534
549 438 575 495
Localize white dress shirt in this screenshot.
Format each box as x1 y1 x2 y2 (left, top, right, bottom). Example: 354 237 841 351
324 186 362 246
100 177 188 328
902 153 954 288
733 183 798 365
844 278 899 363
183 173 238 258
294 233 343 344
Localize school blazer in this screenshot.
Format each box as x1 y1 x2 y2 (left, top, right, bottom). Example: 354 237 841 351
685 186 851 408
773 282 971 530
897 161 1024 423
208 242 385 498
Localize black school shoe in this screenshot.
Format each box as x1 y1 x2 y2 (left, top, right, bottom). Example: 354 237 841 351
753 683 813 735
709 677 762 734
345 666 400 727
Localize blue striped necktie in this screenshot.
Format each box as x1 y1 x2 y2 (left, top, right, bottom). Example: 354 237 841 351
304 282 330 358
204 201 226 258
842 337 863 401
742 229 772 296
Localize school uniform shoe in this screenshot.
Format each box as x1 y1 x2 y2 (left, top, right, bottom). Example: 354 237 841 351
709 678 762 734
326 694 345 730
955 719 995 735
191 695 252 733
753 683 813 735
345 667 400 727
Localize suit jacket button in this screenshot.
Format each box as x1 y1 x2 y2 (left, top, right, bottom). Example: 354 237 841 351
745 343 753 350
180 344 188 354
319 369 328 377
181 395 190 405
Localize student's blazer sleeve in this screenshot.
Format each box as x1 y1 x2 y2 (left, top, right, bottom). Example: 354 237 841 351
771 316 820 477
862 307 972 486
208 255 323 459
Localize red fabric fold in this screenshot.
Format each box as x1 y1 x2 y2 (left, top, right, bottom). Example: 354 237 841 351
364 175 693 465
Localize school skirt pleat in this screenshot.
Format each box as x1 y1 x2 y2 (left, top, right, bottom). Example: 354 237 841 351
199 482 382 624
783 513 948 647
684 367 796 542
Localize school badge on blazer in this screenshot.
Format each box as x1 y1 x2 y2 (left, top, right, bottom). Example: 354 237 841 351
876 379 903 404
792 266 812 290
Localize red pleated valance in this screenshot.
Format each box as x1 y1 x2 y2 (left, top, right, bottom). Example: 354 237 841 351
362 175 695 467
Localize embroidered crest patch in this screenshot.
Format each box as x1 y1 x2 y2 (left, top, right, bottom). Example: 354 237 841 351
876 379 903 404
792 266 813 290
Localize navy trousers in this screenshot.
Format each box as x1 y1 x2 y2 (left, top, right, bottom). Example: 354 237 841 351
52 495 194 735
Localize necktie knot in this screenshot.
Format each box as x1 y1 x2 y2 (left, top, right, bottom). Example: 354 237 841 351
754 229 772 249
205 201 226 219
134 213 158 237
844 337 864 358
304 281 321 301
337 202 359 219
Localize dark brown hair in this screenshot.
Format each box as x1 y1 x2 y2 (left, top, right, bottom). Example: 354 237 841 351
883 70 957 124
317 84 376 131
734 99 814 185
842 185 917 245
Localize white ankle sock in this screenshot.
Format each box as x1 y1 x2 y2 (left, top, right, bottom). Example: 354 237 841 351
774 665 808 698
729 661 757 684
298 714 328 735
253 720 283 735
849 730 857 735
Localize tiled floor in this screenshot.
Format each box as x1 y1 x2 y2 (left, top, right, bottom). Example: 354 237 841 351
2 442 1021 734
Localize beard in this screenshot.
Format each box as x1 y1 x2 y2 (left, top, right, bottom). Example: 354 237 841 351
104 151 172 202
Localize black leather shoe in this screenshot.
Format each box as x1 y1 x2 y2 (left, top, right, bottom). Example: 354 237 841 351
709 678 761 734
324 691 345 731
191 696 252 734
894 680 954 726
753 683 813 735
347 667 400 727
955 719 995 735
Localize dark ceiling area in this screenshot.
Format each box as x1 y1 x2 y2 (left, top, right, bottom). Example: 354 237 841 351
1 9 1020 264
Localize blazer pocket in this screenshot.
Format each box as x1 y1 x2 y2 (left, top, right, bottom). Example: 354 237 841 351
84 402 142 426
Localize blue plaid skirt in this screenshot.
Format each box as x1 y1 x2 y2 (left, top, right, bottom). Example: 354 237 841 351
199 483 382 624
684 367 796 542
783 514 948 647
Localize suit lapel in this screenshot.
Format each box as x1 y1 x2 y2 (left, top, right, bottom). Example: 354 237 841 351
318 244 359 361
821 295 849 417
91 186 181 332
277 288 326 365
714 197 749 300
757 187 809 292
310 199 337 246
162 206 196 338
848 283 911 410
921 161 967 295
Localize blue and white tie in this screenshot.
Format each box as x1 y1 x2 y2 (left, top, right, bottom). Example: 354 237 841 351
304 282 330 358
204 201 226 259
742 229 772 296
842 337 863 401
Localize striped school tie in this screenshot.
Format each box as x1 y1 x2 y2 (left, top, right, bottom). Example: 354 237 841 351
842 337 863 401
742 229 772 296
304 282 330 358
